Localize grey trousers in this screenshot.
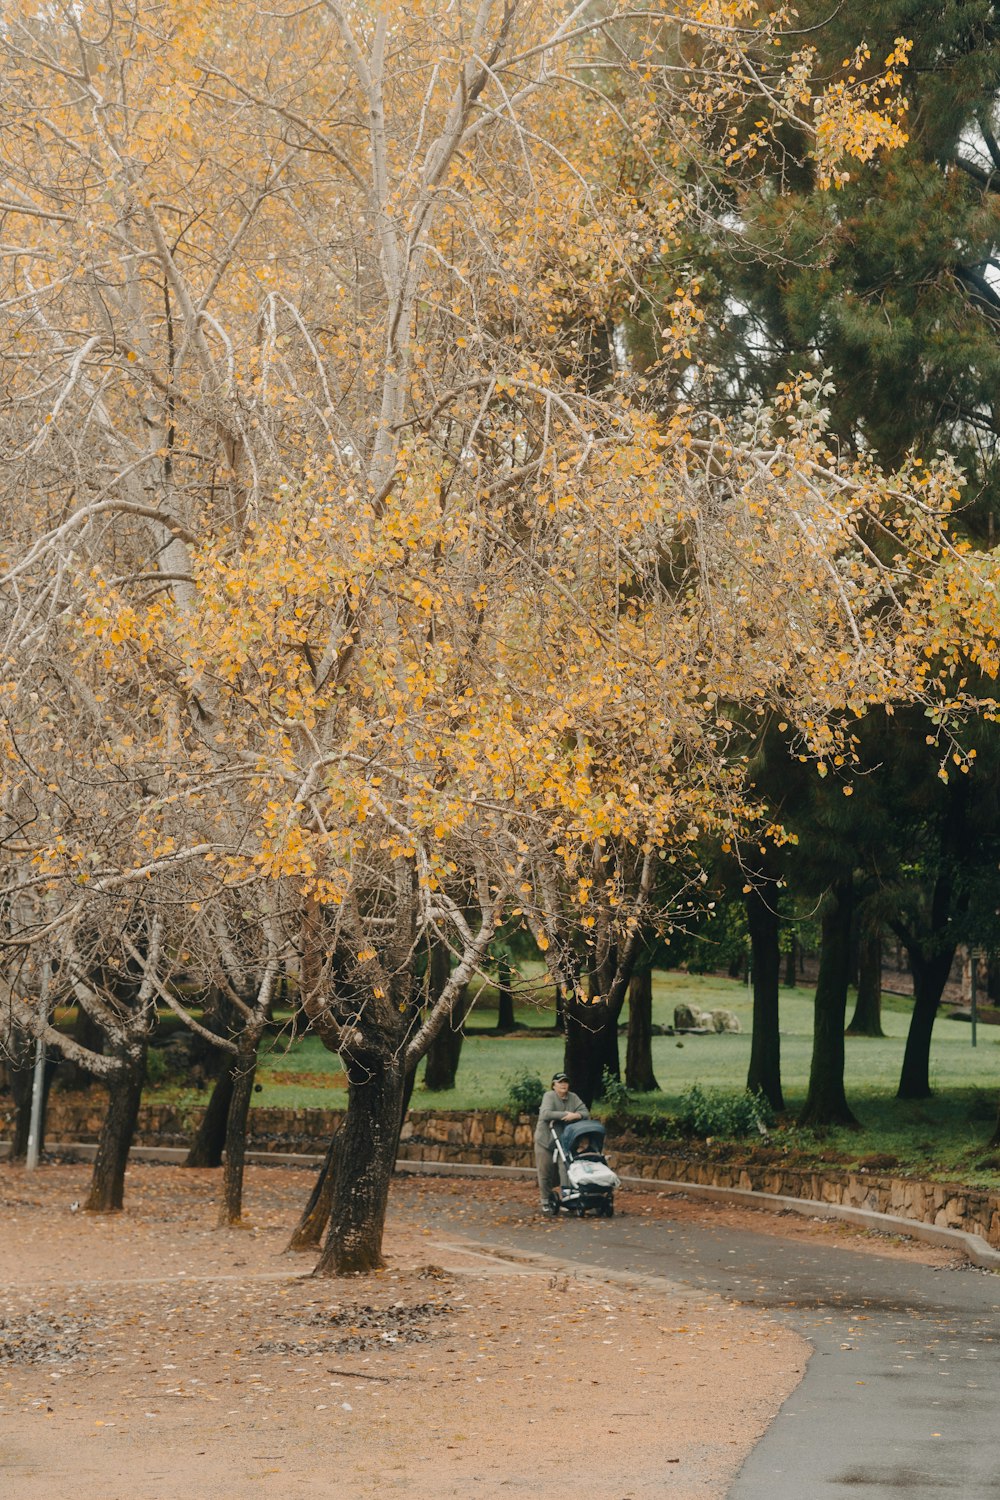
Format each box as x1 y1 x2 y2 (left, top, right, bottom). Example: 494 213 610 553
534 1143 569 1204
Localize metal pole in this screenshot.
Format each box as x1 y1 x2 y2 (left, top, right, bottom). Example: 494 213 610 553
970 951 978 1050
25 958 51 1171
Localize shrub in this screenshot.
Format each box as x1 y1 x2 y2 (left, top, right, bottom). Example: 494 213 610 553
144 1048 171 1086
503 1069 545 1119
600 1068 630 1111
675 1084 774 1139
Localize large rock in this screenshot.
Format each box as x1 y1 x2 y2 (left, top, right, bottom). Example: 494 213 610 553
674 1003 712 1030
710 1008 741 1034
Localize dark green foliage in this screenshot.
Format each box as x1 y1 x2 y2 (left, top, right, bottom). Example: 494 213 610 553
700 1 1000 524
675 1084 774 1140
503 1069 545 1119
600 1067 631 1111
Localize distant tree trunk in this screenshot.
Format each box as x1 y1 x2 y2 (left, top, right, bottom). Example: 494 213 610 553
847 931 884 1037
6 1026 56 1160
799 880 859 1128
84 1051 145 1212
783 936 798 989
287 1130 340 1251
625 968 659 1092
60 1006 106 1091
188 988 233 1083
184 1058 236 1168
218 1030 262 1226
495 955 515 1033
423 986 471 1091
422 939 468 1091
896 943 956 1100
313 1055 405 1276
745 884 784 1112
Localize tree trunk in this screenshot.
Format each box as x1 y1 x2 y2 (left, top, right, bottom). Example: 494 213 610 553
313 1057 405 1276
495 955 515 1033
422 938 468 1091
184 1058 236 1167
783 936 798 989
625 968 659 1092
745 884 784 1112
799 880 859 1128
58 1005 105 1091
423 985 471 1091
553 982 565 1033
896 944 956 1100
6 1026 56 1161
217 1034 261 1226
287 1130 340 1251
84 1054 145 1212
847 930 885 1036
563 995 618 1106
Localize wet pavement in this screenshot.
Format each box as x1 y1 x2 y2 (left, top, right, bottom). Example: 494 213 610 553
396 1184 1000 1498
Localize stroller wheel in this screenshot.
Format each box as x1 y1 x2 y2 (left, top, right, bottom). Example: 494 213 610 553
600 1201 614 1218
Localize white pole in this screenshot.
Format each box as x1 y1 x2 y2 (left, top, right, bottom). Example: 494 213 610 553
25 958 51 1171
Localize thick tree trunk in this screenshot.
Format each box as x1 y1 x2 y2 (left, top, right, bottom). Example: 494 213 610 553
184 1059 236 1168
553 982 565 1033
745 885 784 1112
563 996 618 1105
84 1054 145 1212
287 1131 341 1251
847 931 885 1037
799 880 859 1128
624 968 659 1092
313 1058 405 1276
423 985 471 1091
896 945 956 1100
494 955 515 1033
218 1035 261 1226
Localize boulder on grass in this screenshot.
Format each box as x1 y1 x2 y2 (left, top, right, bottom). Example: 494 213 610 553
710 1008 741 1034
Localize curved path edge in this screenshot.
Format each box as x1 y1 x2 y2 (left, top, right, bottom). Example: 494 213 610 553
8 1137 999 1270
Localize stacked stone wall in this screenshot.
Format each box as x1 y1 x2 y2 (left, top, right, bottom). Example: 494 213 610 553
22 1098 1000 1249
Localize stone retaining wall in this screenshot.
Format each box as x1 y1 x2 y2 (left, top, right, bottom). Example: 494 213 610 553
29 1097 1000 1250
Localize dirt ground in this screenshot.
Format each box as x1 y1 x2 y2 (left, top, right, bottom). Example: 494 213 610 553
0 1162 960 1500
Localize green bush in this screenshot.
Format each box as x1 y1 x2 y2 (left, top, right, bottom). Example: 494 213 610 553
503 1069 545 1118
145 1048 171 1086
675 1083 774 1139
600 1068 630 1111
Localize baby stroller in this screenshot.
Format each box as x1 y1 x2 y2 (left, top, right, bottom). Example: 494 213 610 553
550 1119 620 1217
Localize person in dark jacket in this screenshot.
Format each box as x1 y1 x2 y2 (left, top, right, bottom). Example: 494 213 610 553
533 1072 588 1214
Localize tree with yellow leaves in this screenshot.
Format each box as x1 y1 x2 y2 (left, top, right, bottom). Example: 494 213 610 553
2 1 996 1271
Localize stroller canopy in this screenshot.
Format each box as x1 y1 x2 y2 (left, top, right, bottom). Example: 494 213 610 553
560 1119 606 1153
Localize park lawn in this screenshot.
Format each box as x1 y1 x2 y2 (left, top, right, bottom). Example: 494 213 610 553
139 968 997 1187
160 969 1000 1189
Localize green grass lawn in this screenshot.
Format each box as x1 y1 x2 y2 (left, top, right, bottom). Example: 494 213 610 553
156 967 1000 1189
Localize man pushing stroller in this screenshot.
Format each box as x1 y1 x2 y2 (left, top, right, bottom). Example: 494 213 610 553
534 1071 588 1215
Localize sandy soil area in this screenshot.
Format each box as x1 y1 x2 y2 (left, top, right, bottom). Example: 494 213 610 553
0 1161 953 1500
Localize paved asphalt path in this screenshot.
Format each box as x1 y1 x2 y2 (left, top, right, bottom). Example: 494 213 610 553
396 1185 1000 1497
